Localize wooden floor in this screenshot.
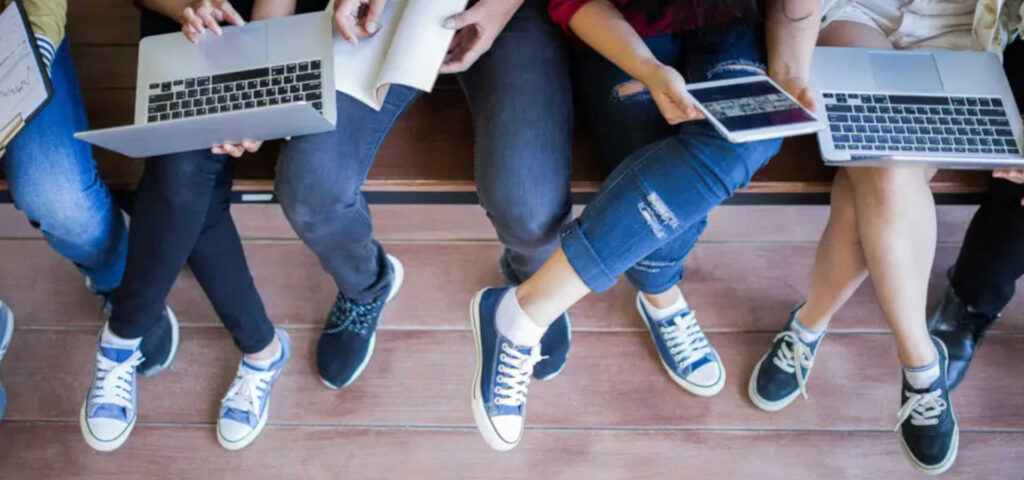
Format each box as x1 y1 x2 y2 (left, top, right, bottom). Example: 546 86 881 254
0 204 1022 479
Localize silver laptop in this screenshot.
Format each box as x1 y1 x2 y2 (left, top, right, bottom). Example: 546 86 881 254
75 11 336 158
811 47 1024 169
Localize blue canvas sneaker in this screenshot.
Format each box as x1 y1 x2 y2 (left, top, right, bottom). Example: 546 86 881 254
317 254 404 389
471 287 543 451
896 336 958 475
748 306 824 411
637 294 725 396
80 326 144 452
532 313 570 381
87 279 179 378
0 301 13 423
218 328 292 451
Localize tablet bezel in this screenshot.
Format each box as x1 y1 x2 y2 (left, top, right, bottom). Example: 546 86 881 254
687 75 823 144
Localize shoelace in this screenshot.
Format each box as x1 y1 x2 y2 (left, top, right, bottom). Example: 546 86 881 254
91 350 144 411
222 365 276 416
493 343 543 407
325 293 384 336
895 389 948 430
660 312 712 369
771 331 814 399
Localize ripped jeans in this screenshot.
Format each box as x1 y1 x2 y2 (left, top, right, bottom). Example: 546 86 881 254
562 25 782 293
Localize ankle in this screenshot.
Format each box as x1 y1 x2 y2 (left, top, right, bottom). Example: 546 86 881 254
245 334 282 362
642 287 683 310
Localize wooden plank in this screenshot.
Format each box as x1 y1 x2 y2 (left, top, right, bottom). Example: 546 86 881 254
68 0 139 45
3 328 1022 431
0 423 1020 479
2 240 1023 332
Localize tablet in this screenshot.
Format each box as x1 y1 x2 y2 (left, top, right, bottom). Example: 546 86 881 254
688 76 823 143
0 0 54 147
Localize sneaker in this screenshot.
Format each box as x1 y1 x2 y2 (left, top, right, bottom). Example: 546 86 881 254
532 313 571 381
470 287 543 452
896 336 959 475
217 328 292 451
86 279 179 378
80 326 144 452
928 287 997 390
748 305 824 411
317 254 404 389
637 293 725 396
0 301 13 423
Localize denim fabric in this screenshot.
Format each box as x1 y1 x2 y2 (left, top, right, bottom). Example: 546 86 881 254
563 24 782 293
110 151 275 354
3 40 128 292
276 0 573 300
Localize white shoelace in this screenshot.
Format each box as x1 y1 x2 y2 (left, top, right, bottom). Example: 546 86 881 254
895 389 948 430
771 331 814 399
660 312 712 369
90 350 144 411
493 343 543 407
222 366 276 416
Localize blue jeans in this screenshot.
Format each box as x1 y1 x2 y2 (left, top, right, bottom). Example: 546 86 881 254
3 40 128 292
563 25 782 294
276 0 573 302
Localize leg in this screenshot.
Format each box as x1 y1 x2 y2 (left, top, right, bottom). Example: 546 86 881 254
276 87 419 389
3 40 127 292
459 0 574 284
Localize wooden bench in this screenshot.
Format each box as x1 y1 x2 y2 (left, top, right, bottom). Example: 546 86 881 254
15 0 990 205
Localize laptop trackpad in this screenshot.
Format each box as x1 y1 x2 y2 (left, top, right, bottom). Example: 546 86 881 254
869 52 943 92
197 23 269 71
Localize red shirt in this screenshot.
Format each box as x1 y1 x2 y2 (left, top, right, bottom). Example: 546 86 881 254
548 0 745 38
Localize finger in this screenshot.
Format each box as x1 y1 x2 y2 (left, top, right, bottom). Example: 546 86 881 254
241 140 262 153
211 145 226 154
335 0 359 44
440 33 474 73
443 5 480 30
182 24 200 44
196 6 223 35
798 88 817 111
446 41 485 74
182 7 204 33
224 144 244 158
362 0 387 36
216 0 245 26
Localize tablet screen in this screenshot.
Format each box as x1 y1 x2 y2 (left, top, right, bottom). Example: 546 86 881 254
690 79 815 131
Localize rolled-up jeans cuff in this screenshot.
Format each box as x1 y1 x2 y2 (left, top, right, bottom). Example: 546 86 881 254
560 222 617 293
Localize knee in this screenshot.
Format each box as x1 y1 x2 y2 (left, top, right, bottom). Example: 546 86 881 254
276 167 363 234
482 192 570 249
699 137 782 194
848 167 924 209
10 173 117 247
143 155 224 212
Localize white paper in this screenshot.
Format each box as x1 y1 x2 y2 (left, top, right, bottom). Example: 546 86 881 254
330 0 468 110
0 3 49 141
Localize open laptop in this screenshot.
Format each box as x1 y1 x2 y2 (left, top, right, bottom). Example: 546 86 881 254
75 11 336 158
811 47 1024 169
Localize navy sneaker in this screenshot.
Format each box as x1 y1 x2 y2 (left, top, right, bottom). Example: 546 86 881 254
87 279 179 378
218 328 292 450
636 293 725 396
317 254 403 389
0 301 13 423
471 287 543 451
896 336 959 475
748 305 824 411
80 325 144 452
532 313 570 381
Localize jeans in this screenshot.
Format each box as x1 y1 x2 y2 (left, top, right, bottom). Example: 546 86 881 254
950 179 1024 318
276 0 573 302
562 25 782 293
3 40 127 292
109 152 275 354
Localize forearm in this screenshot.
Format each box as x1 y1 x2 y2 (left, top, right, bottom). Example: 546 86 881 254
765 0 819 80
136 0 194 22
567 0 661 82
252 0 296 20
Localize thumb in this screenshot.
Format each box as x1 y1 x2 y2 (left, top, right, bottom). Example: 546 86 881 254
444 7 478 30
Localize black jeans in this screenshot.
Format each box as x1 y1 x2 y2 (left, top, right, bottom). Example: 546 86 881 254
950 179 1024 318
109 151 275 354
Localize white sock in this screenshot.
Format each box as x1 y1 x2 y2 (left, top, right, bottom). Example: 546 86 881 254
495 288 546 346
904 359 940 390
639 286 689 321
790 312 824 344
101 323 141 350
245 337 283 370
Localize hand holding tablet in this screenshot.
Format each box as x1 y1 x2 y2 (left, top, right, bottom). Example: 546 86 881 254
688 75 824 143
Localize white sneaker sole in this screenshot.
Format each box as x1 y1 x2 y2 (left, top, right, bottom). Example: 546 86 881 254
898 340 959 475
218 398 272 451
470 289 520 452
747 356 802 412
80 403 135 452
319 255 403 390
140 306 181 378
635 297 725 397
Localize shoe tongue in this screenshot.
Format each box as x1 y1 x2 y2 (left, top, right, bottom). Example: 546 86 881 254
91 403 128 420
222 407 256 426
100 345 136 363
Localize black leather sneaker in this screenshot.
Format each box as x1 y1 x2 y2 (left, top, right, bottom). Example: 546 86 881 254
896 336 958 475
927 287 998 390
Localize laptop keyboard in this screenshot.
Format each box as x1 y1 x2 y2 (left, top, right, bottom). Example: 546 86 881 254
144 59 324 123
823 92 1019 156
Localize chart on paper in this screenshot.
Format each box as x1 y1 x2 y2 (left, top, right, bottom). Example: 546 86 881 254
0 2 49 132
